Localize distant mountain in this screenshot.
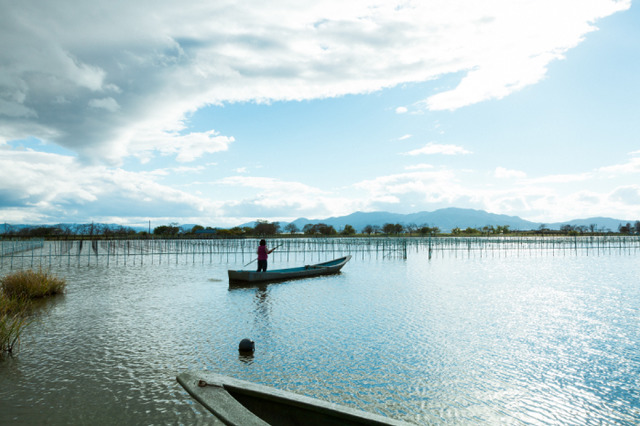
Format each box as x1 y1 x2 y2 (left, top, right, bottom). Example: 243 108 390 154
550 217 631 233
285 208 537 233
0 223 32 233
2 209 634 235
0 223 148 234
277 208 633 233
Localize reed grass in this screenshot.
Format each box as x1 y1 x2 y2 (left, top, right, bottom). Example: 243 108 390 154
1 268 66 299
0 295 33 354
0 269 65 355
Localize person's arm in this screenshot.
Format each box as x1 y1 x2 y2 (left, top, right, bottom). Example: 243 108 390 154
267 244 281 254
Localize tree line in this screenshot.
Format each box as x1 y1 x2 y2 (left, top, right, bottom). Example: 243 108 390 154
2 219 639 239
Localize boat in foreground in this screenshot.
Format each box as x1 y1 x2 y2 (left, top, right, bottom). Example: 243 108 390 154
177 370 412 426
228 255 351 284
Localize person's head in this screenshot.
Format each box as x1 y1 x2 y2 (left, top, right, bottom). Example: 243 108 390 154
260 239 266 246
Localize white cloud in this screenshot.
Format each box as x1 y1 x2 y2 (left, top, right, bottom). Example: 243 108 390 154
216 176 324 195
210 175 358 220
0 0 629 165
398 134 412 140
405 142 471 156
0 148 215 223
353 169 465 209
395 107 408 114
88 97 120 112
527 172 592 184
127 129 234 164
173 131 234 163
494 167 526 179
405 163 434 170
2 142 638 226
598 155 640 175
424 1 631 110
610 185 640 205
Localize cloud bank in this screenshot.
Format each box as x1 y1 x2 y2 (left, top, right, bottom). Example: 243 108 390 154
0 0 635 227
0 0 630 164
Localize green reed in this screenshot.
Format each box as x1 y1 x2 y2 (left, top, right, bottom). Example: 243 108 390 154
0 269 66 355
0 296 32 354
1 269 66 299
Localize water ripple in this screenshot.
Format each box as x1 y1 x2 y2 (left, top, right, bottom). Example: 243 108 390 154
1 254 639 424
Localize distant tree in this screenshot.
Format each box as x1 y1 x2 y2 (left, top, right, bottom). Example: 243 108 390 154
560 224 574 234
451 227 462 235
77 222 97 236
463 227 480 235
284 223 299 234
341 224 356 235
215 229 231 238
152 225 166 236
382 223 404 234
58 224 74 239
191 225 204 234
153 225 180 236
405 223 418 236
117 226 136 237
495 225 510 234
619 222 632 234
481 225 495 235
418 226 439 236
254 220 280 236
217 227 246 238
362 225 374 235
576 225 588 234
303 223 336 236
319 224 337 235
18 226 62 238
634 221 640 234
2 224 14 236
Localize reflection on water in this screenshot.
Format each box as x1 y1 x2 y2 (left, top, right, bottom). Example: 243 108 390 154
1 249 640 424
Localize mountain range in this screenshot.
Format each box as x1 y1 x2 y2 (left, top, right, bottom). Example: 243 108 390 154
1 208 635 234
244 208 635 233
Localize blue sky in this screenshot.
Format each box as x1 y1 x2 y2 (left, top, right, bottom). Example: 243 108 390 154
1 0 639 228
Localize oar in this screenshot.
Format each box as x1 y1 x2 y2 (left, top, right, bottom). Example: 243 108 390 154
242 243 283 267
243 258 259 267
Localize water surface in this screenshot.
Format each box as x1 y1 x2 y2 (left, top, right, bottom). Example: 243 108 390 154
1 242 639 424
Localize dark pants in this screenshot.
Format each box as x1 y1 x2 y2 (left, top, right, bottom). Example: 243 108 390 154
257 259 267 272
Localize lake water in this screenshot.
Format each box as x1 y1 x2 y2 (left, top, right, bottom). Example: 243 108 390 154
1 239 639 424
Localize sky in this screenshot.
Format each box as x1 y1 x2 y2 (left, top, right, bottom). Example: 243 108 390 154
1 0 639 229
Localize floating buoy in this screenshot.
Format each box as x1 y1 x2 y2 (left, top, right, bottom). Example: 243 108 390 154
238 338 255 353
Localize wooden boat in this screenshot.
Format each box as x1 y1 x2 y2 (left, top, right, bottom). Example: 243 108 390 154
176 370 412 426
228 255 352 284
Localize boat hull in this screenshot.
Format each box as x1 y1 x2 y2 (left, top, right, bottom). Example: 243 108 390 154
177 370 412 426
228 255 351 284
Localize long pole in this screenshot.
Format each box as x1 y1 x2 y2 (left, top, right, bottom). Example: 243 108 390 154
243 243 283 267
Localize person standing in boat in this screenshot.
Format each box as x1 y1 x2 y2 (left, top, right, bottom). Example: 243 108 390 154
257 239 275 272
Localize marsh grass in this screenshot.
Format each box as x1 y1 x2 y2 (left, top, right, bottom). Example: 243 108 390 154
0 297 33 354
1 269 66 299
1 269 66 355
